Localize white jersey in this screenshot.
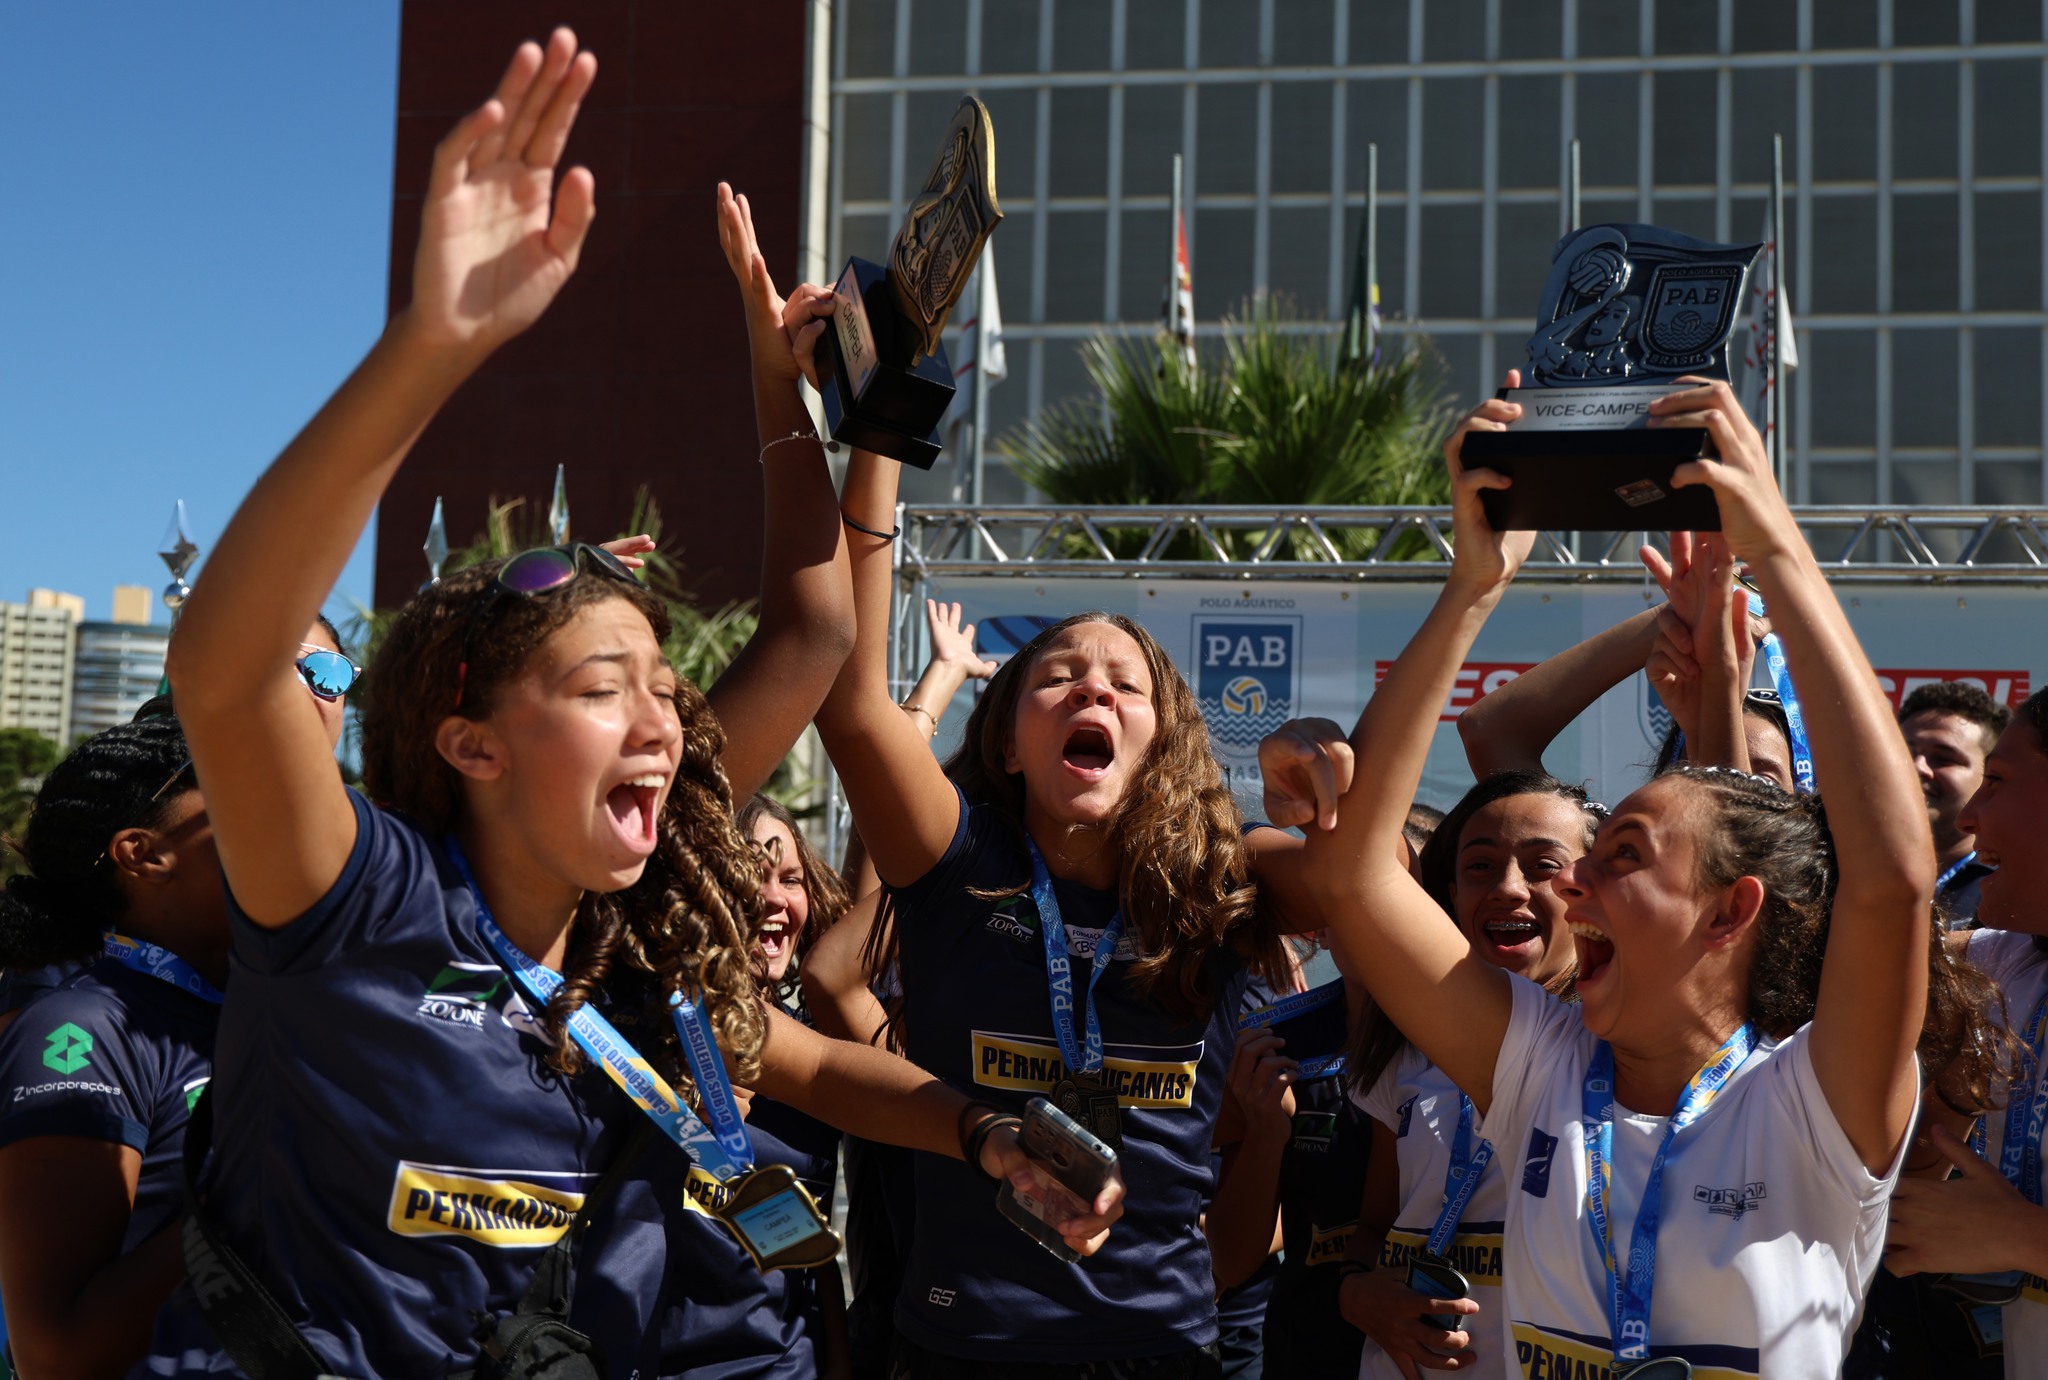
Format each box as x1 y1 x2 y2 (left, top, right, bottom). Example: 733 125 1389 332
1965 927 2048 1379
1480 979 1906 1380
1353 1040 1511 1379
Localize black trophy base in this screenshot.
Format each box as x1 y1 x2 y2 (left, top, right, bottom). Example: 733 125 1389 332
815 257 955 470
1462 425 1723 532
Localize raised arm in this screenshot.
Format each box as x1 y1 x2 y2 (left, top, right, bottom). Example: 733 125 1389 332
1284 382 1532 1112
167 33 598 926
1457 605 1661 777
1644 534 1756 773
798 887 891 1046
1657 378 1934 1172
702 189 856 799
810 451 960 887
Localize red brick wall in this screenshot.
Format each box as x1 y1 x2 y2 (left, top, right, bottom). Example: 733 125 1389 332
375 1 806 609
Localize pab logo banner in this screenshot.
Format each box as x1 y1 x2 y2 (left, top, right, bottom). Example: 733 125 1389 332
1194 617 1302 761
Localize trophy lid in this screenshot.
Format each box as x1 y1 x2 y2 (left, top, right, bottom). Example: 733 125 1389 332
888 96 1003 363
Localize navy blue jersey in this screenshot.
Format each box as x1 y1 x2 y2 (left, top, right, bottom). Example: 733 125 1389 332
0 955 216 1250
888 789 1253 1363
138 791 643 1379
842 1134 914 1378
0 960 83 1018
1263 1076 1371 1377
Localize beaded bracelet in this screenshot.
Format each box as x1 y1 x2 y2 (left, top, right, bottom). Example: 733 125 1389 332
841 511 901 541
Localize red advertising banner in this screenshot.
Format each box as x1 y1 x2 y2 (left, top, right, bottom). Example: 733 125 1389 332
1375 661 1540 723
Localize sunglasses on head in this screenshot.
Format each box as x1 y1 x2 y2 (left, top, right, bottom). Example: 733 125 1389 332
454 544 640 710
297 644 362 702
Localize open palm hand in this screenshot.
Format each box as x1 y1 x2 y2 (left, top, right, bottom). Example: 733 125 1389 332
405 30 599 359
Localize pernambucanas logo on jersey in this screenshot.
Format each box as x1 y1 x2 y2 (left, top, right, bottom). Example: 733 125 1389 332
387 1162 592 1246
417 962 510 1029
970 1030 1201 1108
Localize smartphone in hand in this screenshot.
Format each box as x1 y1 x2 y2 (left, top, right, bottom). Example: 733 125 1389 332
996 1096 1118 1263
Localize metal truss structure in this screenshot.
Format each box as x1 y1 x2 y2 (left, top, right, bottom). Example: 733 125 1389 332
896 504 2048 585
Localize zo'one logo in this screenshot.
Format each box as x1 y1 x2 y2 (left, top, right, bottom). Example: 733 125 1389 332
417 962 508 1030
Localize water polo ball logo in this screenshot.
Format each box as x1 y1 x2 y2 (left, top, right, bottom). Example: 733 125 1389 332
1220 676 1267 716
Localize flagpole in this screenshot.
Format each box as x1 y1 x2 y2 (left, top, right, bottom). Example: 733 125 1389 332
1771 133 1789 492
1365 142 1379 361
971 265 990 509
1171 153 1185 352
1567 138 1582 232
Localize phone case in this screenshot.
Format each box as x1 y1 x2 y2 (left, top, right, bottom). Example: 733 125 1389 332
1407 1256 1472 1337
997 1097 1120 1263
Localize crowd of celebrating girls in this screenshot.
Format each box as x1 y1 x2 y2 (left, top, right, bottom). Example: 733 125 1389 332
0 28 2044 1380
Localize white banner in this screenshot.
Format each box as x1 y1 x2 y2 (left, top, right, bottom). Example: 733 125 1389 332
915 577 2045 819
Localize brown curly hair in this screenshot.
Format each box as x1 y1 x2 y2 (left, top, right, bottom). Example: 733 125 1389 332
1664 765 2006 1113
356 558 766 1095
737 792 849 1003
947 612 1286 1014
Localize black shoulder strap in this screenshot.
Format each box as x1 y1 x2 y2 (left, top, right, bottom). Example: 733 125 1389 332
505 1120 655 1324
179 1088 336 1380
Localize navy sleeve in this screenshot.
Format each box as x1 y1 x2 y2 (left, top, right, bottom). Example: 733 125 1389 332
884 786 1003 930
0 986 150 1152
0 962 82 1017
229 789 451 975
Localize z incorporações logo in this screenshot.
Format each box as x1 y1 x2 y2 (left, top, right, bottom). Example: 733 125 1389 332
43 1022 93 1074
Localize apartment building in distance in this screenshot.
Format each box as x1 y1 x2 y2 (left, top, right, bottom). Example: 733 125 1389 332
0 590 85 743
70 586 168 741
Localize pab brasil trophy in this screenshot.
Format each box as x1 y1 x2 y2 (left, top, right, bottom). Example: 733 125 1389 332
1462 223 1760 530
814 96 1003 468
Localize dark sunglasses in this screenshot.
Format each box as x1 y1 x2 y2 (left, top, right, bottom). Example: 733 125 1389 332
297 645 363 702
454 544 640 710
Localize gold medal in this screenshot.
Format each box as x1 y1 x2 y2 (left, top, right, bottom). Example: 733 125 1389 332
705 1163 840 1272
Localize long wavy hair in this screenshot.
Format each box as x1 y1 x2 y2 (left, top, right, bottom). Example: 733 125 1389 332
357 559 766 1094
737 792 849 1004
1661 764 2007 1113
1346 771 1599 1100
865 612 1285 1037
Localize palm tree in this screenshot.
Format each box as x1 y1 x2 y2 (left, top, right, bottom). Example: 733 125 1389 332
1003 296 1455 559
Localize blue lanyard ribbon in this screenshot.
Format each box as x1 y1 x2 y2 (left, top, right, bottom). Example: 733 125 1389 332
670 991 755 1174
1426 1093 1495 1258
1236 979 1349 1079
101 933 224 1005
1747 592 1815 795
442 836 745 1181
1583 1024 1757 1366
1936 851 1981 893
1026 838 1125 1075
1973 993 2048 1203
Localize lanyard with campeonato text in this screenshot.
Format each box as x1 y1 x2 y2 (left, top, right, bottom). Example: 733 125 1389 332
1746 591 1815 795
1582 1024 1757 1368
102 932 223 1005
442 836 745 1181
670 991 755 1174
1425 1092 1495 1259
1027 837 1125 1076
1972 991 2048 1203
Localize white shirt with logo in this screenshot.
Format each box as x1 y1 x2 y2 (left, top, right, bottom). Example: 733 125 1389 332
1354 1044 1511 1379
1965 926 2048 1378
1478 979 1905 1380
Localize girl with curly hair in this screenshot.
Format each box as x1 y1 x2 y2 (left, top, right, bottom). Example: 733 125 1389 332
812 427 1297 1377
139 32 1110 1380
1262 375 1948 1378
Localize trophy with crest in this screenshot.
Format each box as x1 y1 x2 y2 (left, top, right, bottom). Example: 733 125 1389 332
814 96 1003 468
1462 224 1760 530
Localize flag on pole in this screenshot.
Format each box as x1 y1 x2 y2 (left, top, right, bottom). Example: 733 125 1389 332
1740 206 1798 441
1339 228 1380 371
943 248 1007 456
1161 214 1196 371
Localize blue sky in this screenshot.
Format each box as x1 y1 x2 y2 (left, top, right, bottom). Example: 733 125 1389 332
0 3 402 627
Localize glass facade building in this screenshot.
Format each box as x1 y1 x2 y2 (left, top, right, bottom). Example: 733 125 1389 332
825 0 2048 509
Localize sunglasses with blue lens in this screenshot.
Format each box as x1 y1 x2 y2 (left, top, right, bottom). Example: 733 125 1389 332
297 645 363 702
